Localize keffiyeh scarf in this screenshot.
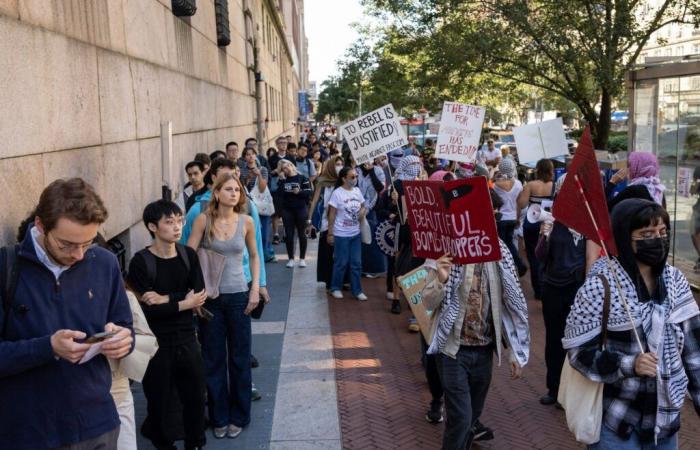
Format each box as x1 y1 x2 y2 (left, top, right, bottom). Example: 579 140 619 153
629 176 666 205
427 264 466 355
563 258 699 436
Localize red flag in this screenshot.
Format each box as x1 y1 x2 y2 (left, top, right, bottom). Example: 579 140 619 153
552 126 617 256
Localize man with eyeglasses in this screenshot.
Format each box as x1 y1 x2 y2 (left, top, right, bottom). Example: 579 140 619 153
0 178 134 450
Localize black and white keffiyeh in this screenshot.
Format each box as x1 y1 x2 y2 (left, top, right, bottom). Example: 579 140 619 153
563 257 699 435
427 264 465 355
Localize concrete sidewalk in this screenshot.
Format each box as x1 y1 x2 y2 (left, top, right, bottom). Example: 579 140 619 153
132 240 339 449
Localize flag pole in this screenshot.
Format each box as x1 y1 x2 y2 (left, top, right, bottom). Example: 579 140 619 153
573 174 643 351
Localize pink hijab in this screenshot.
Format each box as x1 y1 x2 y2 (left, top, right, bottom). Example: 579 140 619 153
627 152 665 205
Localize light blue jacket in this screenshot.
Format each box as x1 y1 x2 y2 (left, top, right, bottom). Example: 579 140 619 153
181 190 266 287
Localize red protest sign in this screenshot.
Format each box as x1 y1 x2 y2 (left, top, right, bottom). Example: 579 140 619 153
403 177 501 264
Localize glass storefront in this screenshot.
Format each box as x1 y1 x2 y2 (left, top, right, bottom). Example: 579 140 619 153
630 62 700 286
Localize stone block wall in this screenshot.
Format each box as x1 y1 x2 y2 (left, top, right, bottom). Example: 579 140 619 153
0 0 297 254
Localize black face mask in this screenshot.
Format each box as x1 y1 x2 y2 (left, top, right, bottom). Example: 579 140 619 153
634 237 670 268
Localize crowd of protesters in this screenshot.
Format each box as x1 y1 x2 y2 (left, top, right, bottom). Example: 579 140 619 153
2 121 700 450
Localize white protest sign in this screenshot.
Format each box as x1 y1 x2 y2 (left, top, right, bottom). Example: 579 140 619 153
341 104 408 165
513 117 568 164
435 102 486 163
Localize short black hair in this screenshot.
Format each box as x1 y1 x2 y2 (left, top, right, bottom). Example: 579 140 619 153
287 142 297 150
194 153 211 166
298 143 309 151
311 141 320 148
242 147 256 158
143 200 182 238
185 161 204 172
210 158 235 177
210 150 227 160
245 137 257 146
226 141 238 149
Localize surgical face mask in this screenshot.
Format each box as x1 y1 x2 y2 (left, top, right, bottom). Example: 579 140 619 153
633 236 670 268
335 165 343 175
347 178 357 187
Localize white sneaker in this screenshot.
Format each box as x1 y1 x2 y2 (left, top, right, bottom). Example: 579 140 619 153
286 260 295 268
330 290 343 299
299 259 307 268
356 293 368 301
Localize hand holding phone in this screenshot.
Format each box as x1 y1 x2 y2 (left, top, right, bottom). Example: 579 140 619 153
83 331 118 344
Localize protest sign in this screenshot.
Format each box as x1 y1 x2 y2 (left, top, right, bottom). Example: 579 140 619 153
341 104 408 165
678 167 693 198
397 266 434 342
435 102 486 164
402 177 501 264
513 117 568 164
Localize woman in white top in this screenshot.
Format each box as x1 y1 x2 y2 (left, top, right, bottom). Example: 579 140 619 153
327 166 368 300
494 158 527 276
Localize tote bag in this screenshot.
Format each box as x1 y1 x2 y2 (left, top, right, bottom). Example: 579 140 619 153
250 179 275 216
558 274 610 445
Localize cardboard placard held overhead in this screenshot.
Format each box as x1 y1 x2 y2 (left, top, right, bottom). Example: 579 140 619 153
341 104 408 165
435 102 486 164
403 177 501 264
513 117 568 164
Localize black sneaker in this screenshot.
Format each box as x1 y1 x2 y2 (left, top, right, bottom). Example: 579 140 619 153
539 392 557 405
251 354 259 368
251 385 261 401
472 420 494 441
425 402 443 424
390 299 401 314
272 234 280 245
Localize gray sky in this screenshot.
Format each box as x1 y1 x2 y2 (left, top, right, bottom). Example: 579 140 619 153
305 0 365 86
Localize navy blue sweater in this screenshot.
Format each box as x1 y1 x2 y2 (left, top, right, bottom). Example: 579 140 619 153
0 230 134 449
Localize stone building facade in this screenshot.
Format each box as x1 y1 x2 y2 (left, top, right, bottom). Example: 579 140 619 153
0 0 308 255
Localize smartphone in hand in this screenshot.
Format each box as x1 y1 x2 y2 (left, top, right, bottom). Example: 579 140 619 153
83 331 118 344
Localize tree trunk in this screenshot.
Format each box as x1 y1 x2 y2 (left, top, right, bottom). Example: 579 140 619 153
594 89 612 150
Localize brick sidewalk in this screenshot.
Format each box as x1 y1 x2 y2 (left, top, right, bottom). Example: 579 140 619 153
329 275 700 450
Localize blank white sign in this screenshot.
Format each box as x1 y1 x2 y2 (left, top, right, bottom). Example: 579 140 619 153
513 117 568 164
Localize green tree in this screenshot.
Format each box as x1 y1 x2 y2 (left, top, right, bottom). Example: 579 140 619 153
364 0 700 148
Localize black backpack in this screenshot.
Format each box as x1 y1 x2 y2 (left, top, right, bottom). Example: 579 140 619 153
134 244 191 290
0 245 20 337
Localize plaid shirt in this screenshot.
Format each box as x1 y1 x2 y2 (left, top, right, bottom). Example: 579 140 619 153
569 285 700 442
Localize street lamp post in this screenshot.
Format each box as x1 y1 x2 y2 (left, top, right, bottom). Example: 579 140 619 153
419 106 428 148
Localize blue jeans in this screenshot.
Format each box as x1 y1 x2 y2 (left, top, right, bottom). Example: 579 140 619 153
589 424 677 449
330 233 362 295
199 292 252 428
259 215 274 259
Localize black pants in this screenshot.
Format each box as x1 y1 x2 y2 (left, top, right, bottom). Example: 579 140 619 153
497 220 526 273
281 207 308 259
523 220 543 298
142 338 207 449
420 335 444 404
437 346 493 450
542 281 579 396
386 254 395 294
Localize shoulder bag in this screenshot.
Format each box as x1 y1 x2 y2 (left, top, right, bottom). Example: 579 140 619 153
197 215 227 299
249 176 275 217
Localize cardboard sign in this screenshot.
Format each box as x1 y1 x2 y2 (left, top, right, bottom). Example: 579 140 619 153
341 104 408 165
402 177 502 264
397 266 434 342
513 117 568 164
678 167 693 198
435 102 486 164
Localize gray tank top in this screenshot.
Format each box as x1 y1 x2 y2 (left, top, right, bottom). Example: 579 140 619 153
205 216 248 294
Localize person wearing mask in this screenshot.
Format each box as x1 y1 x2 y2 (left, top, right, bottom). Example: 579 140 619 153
327 167 368 301
493 158 527 277
127 200 208 450
419 190 530 450
310 148 323 180
187 174 260 440
606 152 666 211
517 158 554 300
295 143 317 183
309 156 344 288
563 198 700 448
277 159 313 268
358 162 388 277
534 174 598 407
0 178 134 450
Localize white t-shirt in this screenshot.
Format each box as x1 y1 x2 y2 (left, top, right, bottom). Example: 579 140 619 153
320 186 333 232
329 187 365 237
483 147 502 163
493 179 523 221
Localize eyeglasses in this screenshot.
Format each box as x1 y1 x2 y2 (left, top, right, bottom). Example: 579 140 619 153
48 233 96 252
631 231 669 240
163 218 186 227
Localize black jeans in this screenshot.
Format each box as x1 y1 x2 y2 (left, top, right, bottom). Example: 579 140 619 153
420 335 444 405
523 220 543 298
142 337 207 449
541 281 579 396
497 220 526 274
437 346 493 450
281 206 308 259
